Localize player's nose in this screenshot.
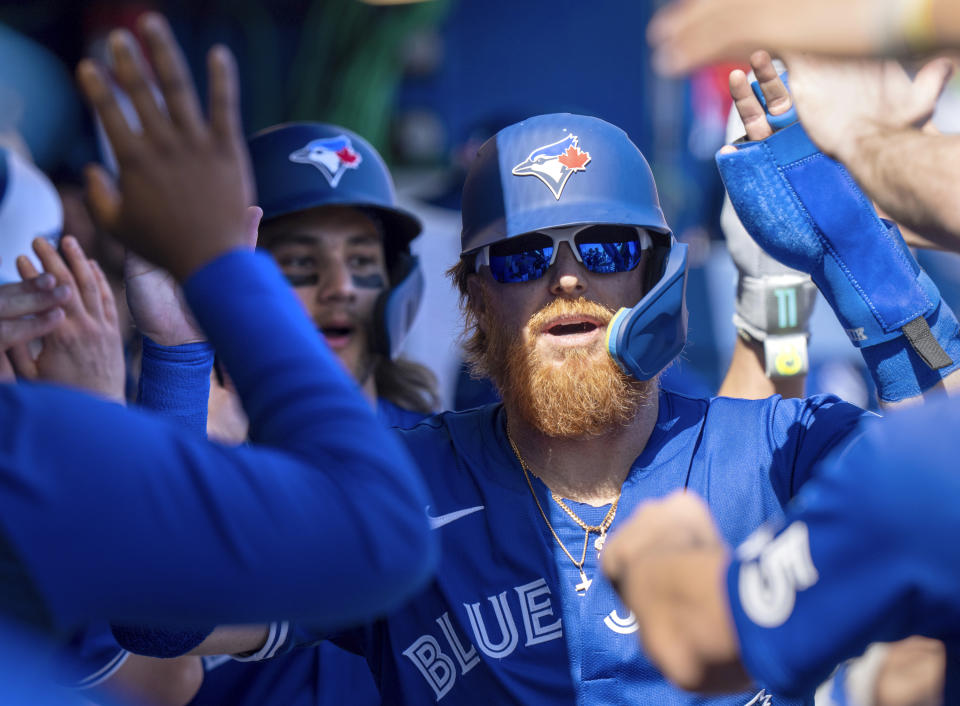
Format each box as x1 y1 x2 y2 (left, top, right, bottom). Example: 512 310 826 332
548 243 586 297
317 257 356 302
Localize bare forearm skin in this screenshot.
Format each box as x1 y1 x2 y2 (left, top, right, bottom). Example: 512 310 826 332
839 129 960 254
718 336 805 400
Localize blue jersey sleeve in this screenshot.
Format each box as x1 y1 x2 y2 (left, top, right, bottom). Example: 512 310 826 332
55 623 128 689
726 396 960 697
0 250 437 635
762 394 867 503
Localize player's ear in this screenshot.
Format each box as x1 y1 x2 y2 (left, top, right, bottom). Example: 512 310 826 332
466 273 486 319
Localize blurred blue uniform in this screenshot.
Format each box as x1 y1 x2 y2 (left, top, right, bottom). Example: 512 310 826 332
188 400 424 706
727 395 960 702
0 251 434 699
236 390 867 704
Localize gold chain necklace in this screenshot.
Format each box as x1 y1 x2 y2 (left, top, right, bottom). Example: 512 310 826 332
507 426 621 595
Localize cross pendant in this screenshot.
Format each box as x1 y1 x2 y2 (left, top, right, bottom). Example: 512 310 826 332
575 570 592 594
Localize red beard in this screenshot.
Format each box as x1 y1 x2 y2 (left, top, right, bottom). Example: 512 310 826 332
483 297 654 438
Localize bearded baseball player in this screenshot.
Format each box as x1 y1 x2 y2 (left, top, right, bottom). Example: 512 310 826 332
116 23 960 703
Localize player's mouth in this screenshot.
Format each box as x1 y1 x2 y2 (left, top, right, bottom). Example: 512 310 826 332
540 315 605 347
318 321 357 350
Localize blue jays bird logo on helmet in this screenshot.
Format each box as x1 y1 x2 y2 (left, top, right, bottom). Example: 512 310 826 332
289 135 363 188
511 133 591 200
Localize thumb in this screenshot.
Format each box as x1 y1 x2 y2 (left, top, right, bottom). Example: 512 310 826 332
243 206 263 249
123 249 157 281
912 57 955 124
84 163 122 232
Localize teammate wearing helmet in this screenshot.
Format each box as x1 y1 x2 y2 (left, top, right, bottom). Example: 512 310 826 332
125 106 960 703
194 124 437 705
114 122 438 705
247 123 437 423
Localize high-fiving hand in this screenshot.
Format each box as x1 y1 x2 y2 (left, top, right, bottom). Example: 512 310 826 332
13 236 126 402
76 13 254 282
601 492 747 693
0 269 70 382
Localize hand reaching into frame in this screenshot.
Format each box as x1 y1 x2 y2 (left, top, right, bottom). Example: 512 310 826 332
784 53 953 163
0 269 71 382
123 206 262 347
76 13 255 282
13 236 126 403
602 492 748 694
646 0 948 77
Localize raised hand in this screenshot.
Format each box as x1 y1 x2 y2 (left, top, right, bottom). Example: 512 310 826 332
785 53 953 162
76 13 254 281
646 0 927 77
602 492 747 693
123 206 262 347
0 270 70 381
14 237 126 402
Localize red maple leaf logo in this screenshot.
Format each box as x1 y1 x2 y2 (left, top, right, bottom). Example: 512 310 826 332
557 145 590 171
336 147 359 164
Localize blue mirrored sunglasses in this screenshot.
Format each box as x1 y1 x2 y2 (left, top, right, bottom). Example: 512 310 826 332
474 224 653 284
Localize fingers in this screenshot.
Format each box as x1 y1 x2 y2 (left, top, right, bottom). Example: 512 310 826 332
15 255 39 280
244 206 263 249
138 13 205 138
647 0 722 77
84 164 122 233
0 351 13 382
0 308 65 352
30 238 83 316
913 57 956 123
76 60 139 163
0 274 71 319
7 343 38 380
729 69 773 141
207 44 243 146
90 259 119 326
61 237 105 319
108 29 175 146
750 50 792 118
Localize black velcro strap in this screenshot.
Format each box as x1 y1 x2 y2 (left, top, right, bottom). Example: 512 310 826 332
902 316 954 370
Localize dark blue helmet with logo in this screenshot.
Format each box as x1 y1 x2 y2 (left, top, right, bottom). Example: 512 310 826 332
459 113 688 380
248 123 423 360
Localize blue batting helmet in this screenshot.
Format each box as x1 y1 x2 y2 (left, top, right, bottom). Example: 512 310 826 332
248 123 424 360
459 113 688 380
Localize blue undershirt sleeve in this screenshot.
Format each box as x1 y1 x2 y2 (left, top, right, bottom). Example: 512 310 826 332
138 337 214 437
0 249 437 636
725 398 960 698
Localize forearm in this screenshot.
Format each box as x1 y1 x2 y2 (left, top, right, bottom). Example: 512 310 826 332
840 130 960 253
185 625 269 656
0 252 436 634
728 401 960 696
718 336 805 400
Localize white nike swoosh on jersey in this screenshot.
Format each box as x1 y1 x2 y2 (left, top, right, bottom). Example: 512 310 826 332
426 505 485 530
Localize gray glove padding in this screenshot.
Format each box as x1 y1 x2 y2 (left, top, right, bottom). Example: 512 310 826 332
722 72 816 378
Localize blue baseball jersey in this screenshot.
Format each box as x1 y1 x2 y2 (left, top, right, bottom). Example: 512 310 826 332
190 399 426 706
0 619 128 706
727 395 960 701
0 251 434 635
56 623 128 691
256 390 865 704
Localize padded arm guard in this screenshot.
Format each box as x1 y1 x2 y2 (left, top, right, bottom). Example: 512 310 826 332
717 122 960 401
